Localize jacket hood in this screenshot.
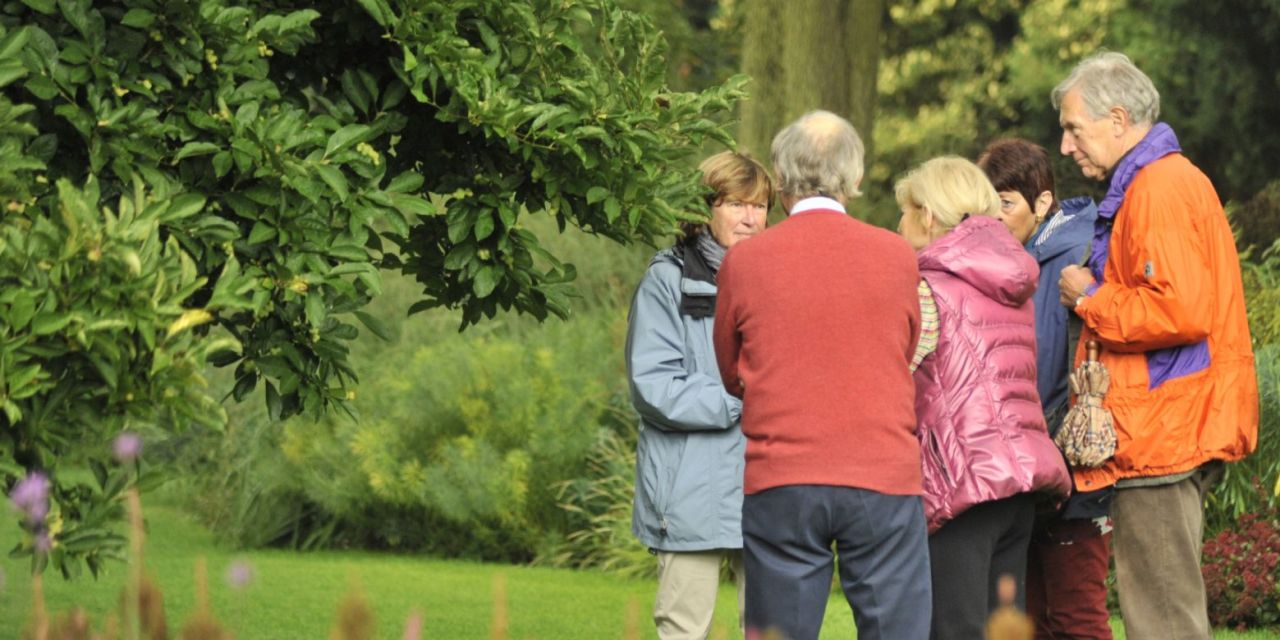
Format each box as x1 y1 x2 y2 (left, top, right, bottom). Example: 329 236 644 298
1027 196 1099 264
918 215 1039 307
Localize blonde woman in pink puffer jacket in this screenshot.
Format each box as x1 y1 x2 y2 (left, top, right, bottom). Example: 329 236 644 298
895 156 1071 640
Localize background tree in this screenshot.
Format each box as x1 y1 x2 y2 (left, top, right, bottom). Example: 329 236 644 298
0 0 744 576
739 0 884 166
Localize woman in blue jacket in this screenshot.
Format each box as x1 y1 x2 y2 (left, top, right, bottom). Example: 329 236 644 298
979 139 1113 640
624 151 771 640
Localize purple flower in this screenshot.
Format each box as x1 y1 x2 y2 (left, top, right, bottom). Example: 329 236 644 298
226 559 254 589
33 532 51 554
113 432 143 463
9 472 49 524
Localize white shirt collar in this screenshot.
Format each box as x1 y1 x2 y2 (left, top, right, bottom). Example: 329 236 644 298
788 196 846 216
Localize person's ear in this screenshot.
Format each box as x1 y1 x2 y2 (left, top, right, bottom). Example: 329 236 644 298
1034 191 1053 222
1110 106 1129 135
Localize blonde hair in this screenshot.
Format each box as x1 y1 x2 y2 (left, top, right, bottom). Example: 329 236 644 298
698 151 773 209
894 156 1001 233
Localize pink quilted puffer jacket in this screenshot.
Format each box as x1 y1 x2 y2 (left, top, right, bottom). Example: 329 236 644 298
915 216 1071 533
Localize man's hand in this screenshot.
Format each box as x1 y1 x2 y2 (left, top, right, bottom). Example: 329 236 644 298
1059 265 1097 309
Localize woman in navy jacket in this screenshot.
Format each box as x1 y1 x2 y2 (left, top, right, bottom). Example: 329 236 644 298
979 139 1112 640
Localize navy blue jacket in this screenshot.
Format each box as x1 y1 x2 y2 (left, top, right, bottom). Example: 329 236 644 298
1026 197 1099 422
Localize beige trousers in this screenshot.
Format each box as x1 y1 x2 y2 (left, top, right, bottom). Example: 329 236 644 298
1113 465 1222 640
653 549 744 640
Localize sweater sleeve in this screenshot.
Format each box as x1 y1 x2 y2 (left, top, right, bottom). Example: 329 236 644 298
625 261 742 431
1077 177 1213 352
910 280 939 373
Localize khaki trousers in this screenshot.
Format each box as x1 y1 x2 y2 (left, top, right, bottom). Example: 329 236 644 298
653 549 744 640
1113 465 1221 640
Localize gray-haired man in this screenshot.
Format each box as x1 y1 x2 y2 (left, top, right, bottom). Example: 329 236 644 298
713 111 931 640
1054 52 1258 639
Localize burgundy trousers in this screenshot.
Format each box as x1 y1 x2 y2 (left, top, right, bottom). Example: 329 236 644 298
1025 516 1114 640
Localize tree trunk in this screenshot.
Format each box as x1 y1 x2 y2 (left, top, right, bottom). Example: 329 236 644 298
739 0 787 162
845 0 883 163
739 0 883 169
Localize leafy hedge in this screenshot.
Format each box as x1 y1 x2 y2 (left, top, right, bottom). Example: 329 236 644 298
0 0 743 576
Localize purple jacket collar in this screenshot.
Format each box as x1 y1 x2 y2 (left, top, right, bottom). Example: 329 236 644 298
1096 123 1181 220
1088 123 1181 281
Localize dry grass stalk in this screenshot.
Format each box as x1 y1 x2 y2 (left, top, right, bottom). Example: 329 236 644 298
180 558 232 640
330 578 375 640
23 573 49 640
489 573 508 640
47 608 92 639
622 596 639 640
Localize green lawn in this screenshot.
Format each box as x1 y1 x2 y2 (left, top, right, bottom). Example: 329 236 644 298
1 505 1275 639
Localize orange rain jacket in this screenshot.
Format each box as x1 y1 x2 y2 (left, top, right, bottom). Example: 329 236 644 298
1072 152 1258 493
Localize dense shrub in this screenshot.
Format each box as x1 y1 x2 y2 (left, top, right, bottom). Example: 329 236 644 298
541 428 653 578
1207 239 1280 534
1202 504 1280 630
167 251 643 560
1236 182 1280 253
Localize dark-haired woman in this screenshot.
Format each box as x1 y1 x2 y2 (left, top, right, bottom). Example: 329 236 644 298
979 138 1112 640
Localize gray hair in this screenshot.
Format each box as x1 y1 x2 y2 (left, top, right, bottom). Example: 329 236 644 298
770 110 865 201
1051 51 1160 126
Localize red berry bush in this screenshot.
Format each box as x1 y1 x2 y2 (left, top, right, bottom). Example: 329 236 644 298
1202 504 1280 630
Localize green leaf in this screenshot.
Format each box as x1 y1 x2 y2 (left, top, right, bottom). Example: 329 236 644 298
327 243 366 262
30 312 72 336
212 152 232 178
586 186 609 205
315 164 349 202
474 212 495 241
388 192 435 218
305 290 325 328
353 310 391 341
247 221 277 245
119 8 155 28
20 0 55 15
173 142 221 163
0 60 27 88
324 124 370 158
604 197 621 223
443 242 476 270
0 26 31 61
265 381 282 421
24 75 58 100
385 170 424 193
161 193 206 223
354 0 392 27
473 265 500 298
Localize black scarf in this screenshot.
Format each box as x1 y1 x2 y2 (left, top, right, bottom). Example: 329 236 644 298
675 233 722 318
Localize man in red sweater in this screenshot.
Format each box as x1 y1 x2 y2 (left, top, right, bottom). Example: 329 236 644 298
713 110 931 640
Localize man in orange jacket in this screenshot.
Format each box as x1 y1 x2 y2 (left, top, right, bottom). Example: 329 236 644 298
1054 52 1258 639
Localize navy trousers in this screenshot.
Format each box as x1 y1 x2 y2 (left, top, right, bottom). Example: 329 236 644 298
742 485 932 640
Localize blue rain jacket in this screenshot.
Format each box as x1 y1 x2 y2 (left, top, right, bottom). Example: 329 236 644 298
624 248 745 551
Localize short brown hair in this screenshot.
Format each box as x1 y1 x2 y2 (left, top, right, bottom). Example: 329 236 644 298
681 151 773 240
976 139 1059 217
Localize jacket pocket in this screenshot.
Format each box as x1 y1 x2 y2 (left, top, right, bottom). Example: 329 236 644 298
924 429 954 491
639 430 688 537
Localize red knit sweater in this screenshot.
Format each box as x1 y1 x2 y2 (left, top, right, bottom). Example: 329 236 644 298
713 208 924 496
